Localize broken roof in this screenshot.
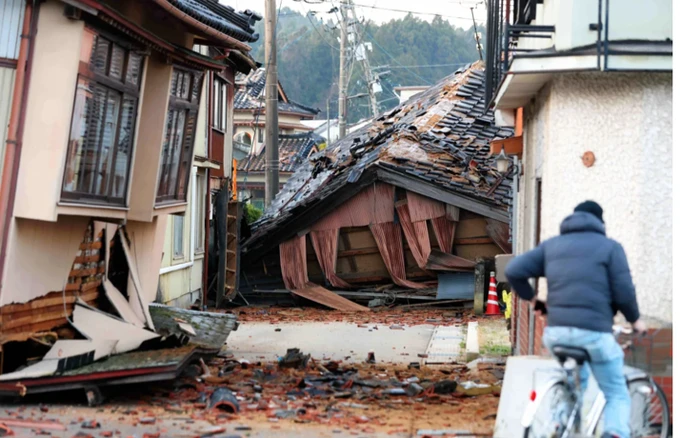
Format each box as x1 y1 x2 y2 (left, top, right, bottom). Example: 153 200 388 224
242 62 515 260
168 0 261 43
237 133 322 173
235 68 320 116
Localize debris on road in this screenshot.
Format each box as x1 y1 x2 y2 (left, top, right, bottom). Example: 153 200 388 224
278 348 311 369
209 388 240 413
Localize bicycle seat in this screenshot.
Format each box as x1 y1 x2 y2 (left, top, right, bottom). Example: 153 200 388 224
552 345 590 365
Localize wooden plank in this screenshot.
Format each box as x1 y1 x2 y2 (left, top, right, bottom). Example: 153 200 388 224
68 267 98 278
74 255 101 264
79 241 103 250
425 249 476 272
338 247 380 258
339 232 358 272
486 219 512 254
446 205 460 222
455 244 502 261
2 308 72 331
454 237 494 245
0 290 98 314
376 169 510 223
3 318 68 335
291 282 369 311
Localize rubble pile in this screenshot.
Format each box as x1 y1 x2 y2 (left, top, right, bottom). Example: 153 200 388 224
147 352 505 435
232 306 478 327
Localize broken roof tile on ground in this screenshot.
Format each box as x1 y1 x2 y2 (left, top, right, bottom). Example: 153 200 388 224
243 62 514 260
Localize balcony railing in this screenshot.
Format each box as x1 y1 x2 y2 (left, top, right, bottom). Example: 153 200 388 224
485 0 555 107
484 0 660 108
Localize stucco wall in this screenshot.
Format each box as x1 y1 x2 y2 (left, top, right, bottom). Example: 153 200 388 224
523 72 672 323
14 0 83 221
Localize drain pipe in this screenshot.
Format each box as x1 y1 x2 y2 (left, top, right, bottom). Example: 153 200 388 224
0 0 38 296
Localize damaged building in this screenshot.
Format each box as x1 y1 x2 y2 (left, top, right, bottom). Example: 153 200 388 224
0 0 257 395
240 62 515 311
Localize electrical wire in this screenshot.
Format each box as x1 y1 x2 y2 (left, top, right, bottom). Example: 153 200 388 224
307 0 480 20
359 25 432 84
382 62 472 69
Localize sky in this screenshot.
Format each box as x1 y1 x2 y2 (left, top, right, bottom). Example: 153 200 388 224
223 0 487 30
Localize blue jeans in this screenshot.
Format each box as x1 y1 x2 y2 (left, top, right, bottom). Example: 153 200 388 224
543 326 630 438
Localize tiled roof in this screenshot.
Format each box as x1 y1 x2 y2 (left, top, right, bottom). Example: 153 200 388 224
237 133 322 173
234 69 320 116
169 0 260 43
242 62 515 259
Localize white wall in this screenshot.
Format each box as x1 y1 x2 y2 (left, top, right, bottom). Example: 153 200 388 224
521 72 672 323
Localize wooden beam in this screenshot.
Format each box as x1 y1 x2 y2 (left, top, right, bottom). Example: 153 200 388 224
446 205 460 222
339 233 358 272
454 237 494 245
376 168 510 223
338 247 380 257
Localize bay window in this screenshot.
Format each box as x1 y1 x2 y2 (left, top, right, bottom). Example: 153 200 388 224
156 68 203 204
62 28 143 205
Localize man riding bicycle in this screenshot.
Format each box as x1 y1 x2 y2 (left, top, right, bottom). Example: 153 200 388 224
505 201 647 438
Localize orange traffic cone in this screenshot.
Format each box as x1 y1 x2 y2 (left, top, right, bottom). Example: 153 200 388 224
485 271 502 315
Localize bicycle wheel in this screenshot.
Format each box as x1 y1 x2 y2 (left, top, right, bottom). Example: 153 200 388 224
592 377 671 438
628 378 670 438
523 382 577 438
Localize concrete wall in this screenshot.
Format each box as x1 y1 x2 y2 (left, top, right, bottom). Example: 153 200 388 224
520 72 672 324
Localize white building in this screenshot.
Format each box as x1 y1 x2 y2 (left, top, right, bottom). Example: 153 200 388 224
486 0 672 364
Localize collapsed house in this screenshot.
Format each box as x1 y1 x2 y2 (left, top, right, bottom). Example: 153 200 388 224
240 63 515 310
0 0 258 397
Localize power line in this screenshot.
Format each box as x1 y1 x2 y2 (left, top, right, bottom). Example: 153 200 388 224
359 26 432 85
381 62 472 69
331 1 479 20
306 12 341 51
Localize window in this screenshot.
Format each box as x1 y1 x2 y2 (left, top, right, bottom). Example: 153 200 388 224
194 171 206 253
212 77 227 131
173 215 185 258
156 68 203 204
257 128 263 143
62 28 144 205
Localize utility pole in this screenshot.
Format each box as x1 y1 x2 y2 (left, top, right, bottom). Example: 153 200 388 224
347 4 379 118
264 0 279 207
326 98 331 147
471 7 484 61
338 6 348 139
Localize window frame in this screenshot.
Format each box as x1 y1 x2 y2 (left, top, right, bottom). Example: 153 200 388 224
60 26 144 206
156 66 204 205
212 76 227 132
193 170 206 254
173 214 185 259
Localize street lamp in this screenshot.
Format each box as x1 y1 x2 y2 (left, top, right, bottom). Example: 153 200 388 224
495 146 510 173
491 144 521 255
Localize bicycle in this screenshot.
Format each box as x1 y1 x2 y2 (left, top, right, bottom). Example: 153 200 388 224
522 325 671 438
